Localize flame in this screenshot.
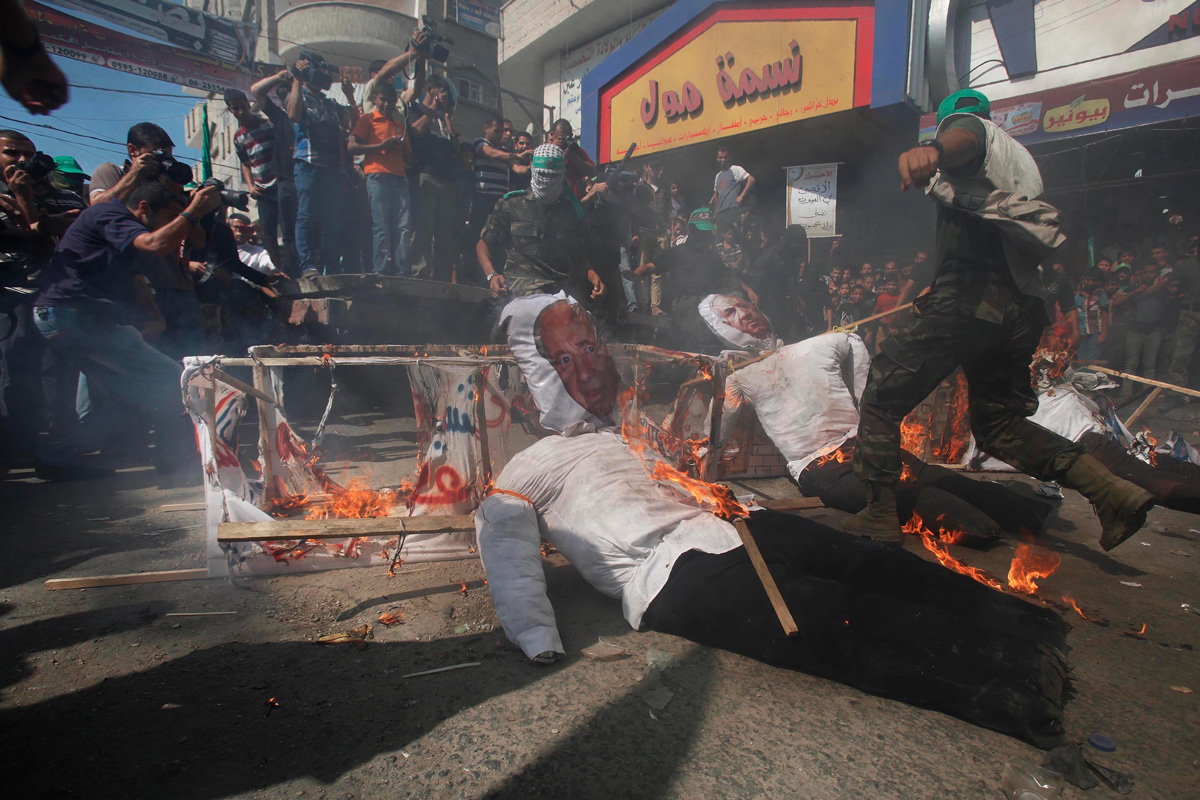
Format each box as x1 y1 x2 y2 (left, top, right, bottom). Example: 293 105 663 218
459 581 468 596
304 477 398 520
899 414 924 481
1061 594 1089 620
1031 322 1077 385
1136 622 1147 635
620 388 748 519
1142 428 1158 467
1006 543 1062 595
378 611 405 626
814 442 854 467
932 372 972 463
903 512 1004 590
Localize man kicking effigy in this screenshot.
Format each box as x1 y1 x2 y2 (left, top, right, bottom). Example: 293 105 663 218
693 297 1053 538
477 294 1070 748
847 89 1154 550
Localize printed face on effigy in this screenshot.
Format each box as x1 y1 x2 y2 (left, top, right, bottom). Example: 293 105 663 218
534 300 619 418
714 295 770 339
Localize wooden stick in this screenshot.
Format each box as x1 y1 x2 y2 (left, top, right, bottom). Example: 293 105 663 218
253 363 278 505
403 661 482 678
836 302 914 331
45 568 211 591
161 502 206 512
209 366 277 405
733 518 799 637
218 514 477 543
164 611 237 617
1085 366 1200 400
757 497 825 512
1124 387 1163 428
475 366 493 489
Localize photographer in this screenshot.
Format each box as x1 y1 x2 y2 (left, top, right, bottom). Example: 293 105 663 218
0 130 85 465
408 75 461 282
286 55 353 278
87 123 205 358
547 119 597 200
31 182 222 478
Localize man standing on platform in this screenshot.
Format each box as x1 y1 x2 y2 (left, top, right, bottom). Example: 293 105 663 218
709 145 753 235
847 89 1154 552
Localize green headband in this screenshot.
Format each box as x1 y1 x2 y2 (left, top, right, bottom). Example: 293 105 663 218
531 153 565 171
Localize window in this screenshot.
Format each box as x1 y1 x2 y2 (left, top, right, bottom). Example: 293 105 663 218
458 78 484 105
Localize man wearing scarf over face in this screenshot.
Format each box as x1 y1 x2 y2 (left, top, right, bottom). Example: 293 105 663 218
476 144 605 302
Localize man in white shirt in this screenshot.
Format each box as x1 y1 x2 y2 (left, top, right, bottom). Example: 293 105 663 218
228 213 284 282
476 294 1071 748
708 145 753 235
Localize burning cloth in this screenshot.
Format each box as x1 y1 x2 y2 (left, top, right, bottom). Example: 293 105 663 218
478 296 1071 748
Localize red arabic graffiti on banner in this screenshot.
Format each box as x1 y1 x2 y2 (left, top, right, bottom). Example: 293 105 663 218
919 55 1200 144
26 1 266 93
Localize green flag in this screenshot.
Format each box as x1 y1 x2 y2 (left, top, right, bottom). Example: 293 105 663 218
201 103 213 181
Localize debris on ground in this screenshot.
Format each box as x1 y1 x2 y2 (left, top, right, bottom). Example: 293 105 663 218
645 648 682 671
1087 760 1135 794
316 624 374 649
582 638 628 661
1000 758 1064 799
1042 744 1099 790
378 611 405 626
634 669 675 712
1034 482 1064 499
1118 581 1143 588
402 661 482 678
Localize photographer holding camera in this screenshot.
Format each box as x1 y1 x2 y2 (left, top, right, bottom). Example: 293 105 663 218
547 119 597 201
88 123 206 359
286 53 354 278
31 181 222 478
409 74 461 282
0 130 85 466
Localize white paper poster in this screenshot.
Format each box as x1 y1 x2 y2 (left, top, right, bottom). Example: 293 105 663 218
785 163 837 238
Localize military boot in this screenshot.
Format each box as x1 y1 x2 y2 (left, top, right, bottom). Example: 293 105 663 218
843 482 904 543
1061 454 1156 551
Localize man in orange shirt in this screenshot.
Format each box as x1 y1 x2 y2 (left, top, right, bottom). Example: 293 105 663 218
348 83 414 275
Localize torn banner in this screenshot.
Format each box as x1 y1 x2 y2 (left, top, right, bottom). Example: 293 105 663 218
182 357 535 578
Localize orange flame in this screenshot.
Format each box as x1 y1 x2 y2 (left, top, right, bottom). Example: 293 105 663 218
620 387 747 519
814 442 854 467
304 477 398 520
1142 428 1158 467
459 581 468 596
903 512 1004 591
1006 543 1062 595
1136 622 1147 635
1061 594 1089 620
1031 322 1077 385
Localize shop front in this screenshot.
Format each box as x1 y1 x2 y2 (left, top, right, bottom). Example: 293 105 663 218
580 0 928 259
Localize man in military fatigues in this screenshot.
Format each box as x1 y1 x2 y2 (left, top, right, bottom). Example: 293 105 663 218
475 143 605 302
1165 247 1200 394
848 89 1154 552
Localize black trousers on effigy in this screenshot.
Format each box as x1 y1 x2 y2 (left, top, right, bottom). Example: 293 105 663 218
795 438 1054 537
641 510 1070 749
1082 431 1200 515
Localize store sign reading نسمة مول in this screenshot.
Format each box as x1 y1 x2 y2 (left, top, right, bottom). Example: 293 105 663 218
601 15 871 162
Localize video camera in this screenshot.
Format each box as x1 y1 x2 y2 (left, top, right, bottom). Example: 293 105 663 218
412 15 453 63
598 142 639 200
198 177 250 212
14 152 57 183
289 50 337 90
151 149 194 185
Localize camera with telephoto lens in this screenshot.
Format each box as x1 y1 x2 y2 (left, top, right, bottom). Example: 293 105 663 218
151 149 194 185
289 50 337 90
14 152 57 183
198 177 250 212
412 15 453 63
597 142 639 201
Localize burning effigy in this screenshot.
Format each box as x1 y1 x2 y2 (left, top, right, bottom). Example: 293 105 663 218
698 296 1054 540
962 325 1200 515
476 293 1071 748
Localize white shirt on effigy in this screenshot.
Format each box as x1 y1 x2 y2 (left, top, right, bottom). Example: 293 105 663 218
480 425 741 657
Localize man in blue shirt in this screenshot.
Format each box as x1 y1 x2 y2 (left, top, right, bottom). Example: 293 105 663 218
32 181 220 478
285 57 352 278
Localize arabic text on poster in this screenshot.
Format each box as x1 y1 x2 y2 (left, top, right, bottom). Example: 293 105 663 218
786 164 837 238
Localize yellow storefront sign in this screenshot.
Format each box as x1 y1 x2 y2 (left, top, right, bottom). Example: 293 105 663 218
599 15 870 162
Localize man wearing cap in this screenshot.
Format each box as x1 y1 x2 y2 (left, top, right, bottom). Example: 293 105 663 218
476 143 605 302
848 88 1155 553
50 156 88 199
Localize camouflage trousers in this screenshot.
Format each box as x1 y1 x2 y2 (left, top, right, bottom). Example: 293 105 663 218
854 273 1084 487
